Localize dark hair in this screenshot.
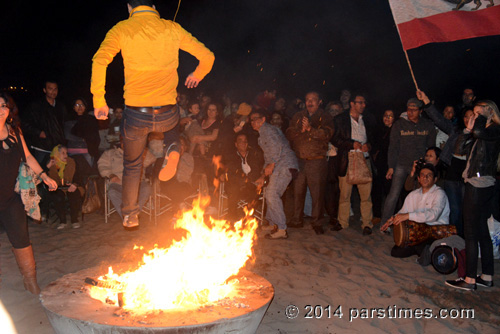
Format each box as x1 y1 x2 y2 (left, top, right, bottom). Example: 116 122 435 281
426 146 441 159
235 132 248 142
349 91 366 104
127 0 154 8
43 79 58 88
72 97 88 109
0 91 20 129
305 91 322 102
419 163 437 178
249 108 268 120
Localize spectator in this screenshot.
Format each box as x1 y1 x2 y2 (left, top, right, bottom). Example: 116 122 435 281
331 92 376 235
287 91 334 235
250 110 298 239
371 109 395 224
0 92 57 294
191 103 221 157
381 164 450 258
108 106 123 136
404 146 443 191
446 100 500 291
21 80 67 166
66 97 101 167
46 145 85 229
417 90 474 237
98 137 155 220
224 133 264 221
380 97 436 229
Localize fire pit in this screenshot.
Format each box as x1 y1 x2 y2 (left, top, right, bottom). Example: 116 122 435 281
40 266 273 334
40 199 272 333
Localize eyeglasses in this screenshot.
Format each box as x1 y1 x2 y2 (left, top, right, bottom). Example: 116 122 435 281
74 103 85 107
0 103 9 109
250 117 262 122
384 115 394 119
419 173 434 179
407 107 420 112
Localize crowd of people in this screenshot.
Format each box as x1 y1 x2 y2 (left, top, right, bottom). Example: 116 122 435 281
1 0 499 299
1 76 499 295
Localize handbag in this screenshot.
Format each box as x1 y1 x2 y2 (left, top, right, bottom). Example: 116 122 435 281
346 151 372 185
81 176 101 214
13 128 42 220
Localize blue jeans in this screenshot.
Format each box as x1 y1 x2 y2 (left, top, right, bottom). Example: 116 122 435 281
381 165 411 225
109 181 152 220
265 167 293 230
121 106 179 217
443 179 465 237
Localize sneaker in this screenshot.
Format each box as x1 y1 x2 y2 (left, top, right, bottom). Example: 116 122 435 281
362 226 372 235
261 224 277 232
72 222 81 229
445 278 477 291
476 276 494 288
123 215 139 229
56 223 67 230
265 229 288 239
159 145 180 181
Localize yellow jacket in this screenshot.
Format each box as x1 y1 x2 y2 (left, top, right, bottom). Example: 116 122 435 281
91 6 215 108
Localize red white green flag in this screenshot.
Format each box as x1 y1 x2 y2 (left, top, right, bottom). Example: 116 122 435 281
388 0 500 50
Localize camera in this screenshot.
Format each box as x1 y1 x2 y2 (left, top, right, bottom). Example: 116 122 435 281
415 157 426 173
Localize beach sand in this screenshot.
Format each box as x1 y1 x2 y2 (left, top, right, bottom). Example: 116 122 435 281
1 209 499 334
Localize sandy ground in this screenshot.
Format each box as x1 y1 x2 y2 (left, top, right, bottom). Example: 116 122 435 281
1 208 499 334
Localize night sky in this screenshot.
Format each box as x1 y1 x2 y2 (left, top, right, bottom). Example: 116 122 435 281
1 0 499 115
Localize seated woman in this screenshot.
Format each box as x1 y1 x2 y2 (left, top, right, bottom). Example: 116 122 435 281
381 164 453 258
190 103 221 157
47 145 85 229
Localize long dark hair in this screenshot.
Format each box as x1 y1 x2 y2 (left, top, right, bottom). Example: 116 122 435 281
0 91 20 130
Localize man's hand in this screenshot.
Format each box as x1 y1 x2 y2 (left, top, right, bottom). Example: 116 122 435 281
255 176 265 190
386 168 394 180
68 184 77 193
95 106 110 120
185 73 201 89
410 160 418 177
301 117 311 133
264 163 275 176
380 216 394 232
361 143 369 153
392 213 409 226
416 90 431 105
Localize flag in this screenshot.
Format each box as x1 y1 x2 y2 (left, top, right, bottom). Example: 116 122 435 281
388 0 500 50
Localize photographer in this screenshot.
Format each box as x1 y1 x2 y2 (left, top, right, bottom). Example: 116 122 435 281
404 147 442 191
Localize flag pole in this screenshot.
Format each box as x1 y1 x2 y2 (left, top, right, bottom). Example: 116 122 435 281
403 49 419 91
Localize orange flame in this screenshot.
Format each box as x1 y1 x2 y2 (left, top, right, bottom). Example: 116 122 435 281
89 197 258 314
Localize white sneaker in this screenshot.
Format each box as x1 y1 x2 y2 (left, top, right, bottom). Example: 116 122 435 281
72 222 81 229
265 229 288 239
57 223 67 230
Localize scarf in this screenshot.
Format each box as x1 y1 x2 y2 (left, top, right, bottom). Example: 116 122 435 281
51 145 67 181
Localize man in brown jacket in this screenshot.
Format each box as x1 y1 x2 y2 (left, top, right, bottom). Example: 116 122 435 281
286 92 334 234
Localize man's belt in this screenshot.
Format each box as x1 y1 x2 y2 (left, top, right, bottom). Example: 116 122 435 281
126 105 176 114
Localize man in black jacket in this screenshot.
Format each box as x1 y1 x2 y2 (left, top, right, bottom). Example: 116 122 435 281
21 80 67 166
332 93 376 235
224 133 264 221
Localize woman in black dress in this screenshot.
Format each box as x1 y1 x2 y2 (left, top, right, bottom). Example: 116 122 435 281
0 92 57 294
